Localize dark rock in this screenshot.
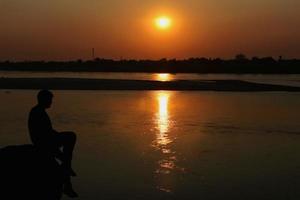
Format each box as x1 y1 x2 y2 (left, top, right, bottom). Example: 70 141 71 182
0 145 64 200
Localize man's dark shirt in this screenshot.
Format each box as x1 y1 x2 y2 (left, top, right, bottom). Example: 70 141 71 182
28 105 57 146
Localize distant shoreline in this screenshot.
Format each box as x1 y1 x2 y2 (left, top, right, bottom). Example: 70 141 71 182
1 57 300 74
0 78 300 92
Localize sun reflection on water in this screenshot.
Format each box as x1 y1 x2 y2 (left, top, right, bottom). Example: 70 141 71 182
155 73 172 82
156 92 172 146
153 91 179 193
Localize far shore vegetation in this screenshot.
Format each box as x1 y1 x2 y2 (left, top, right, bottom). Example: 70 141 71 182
1 54 300 74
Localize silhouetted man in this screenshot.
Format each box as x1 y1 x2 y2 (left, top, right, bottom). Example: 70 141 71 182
28 90 78 198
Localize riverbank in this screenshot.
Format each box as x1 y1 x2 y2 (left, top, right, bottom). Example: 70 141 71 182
0 78 300 91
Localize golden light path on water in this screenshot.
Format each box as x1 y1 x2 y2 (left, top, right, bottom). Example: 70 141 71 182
156 92 172 148
154 91 180 193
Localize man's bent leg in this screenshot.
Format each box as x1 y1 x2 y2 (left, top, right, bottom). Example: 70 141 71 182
55 132 78 198
55 131 77 175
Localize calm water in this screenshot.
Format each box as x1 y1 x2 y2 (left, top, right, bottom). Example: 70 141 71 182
0 90 300 199
1 71 300 87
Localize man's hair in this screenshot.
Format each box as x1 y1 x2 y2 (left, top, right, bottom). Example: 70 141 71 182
37 90 53 103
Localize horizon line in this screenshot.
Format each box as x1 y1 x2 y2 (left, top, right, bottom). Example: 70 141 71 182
1 55 300 63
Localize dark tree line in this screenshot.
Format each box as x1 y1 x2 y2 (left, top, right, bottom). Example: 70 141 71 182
0 55 299 74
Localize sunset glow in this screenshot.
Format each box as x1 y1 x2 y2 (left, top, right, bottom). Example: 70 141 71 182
0 0 299 60
155 16 172 29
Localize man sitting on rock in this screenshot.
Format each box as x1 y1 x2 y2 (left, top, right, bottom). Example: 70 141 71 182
28 89 78 198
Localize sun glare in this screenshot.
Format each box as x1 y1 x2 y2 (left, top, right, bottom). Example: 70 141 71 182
155 16 172 29
156 73 172 82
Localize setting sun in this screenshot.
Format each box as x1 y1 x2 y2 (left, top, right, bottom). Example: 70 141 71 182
155 16 172 29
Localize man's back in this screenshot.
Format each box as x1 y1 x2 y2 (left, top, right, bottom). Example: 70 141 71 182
28 105 54 146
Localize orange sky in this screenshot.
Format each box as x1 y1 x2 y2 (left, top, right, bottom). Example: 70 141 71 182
0 0 299 60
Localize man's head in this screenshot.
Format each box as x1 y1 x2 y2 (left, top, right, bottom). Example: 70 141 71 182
37 90 53 109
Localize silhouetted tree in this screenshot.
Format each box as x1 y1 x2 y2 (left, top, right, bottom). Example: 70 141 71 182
0 56 299 74
235 54 248 61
